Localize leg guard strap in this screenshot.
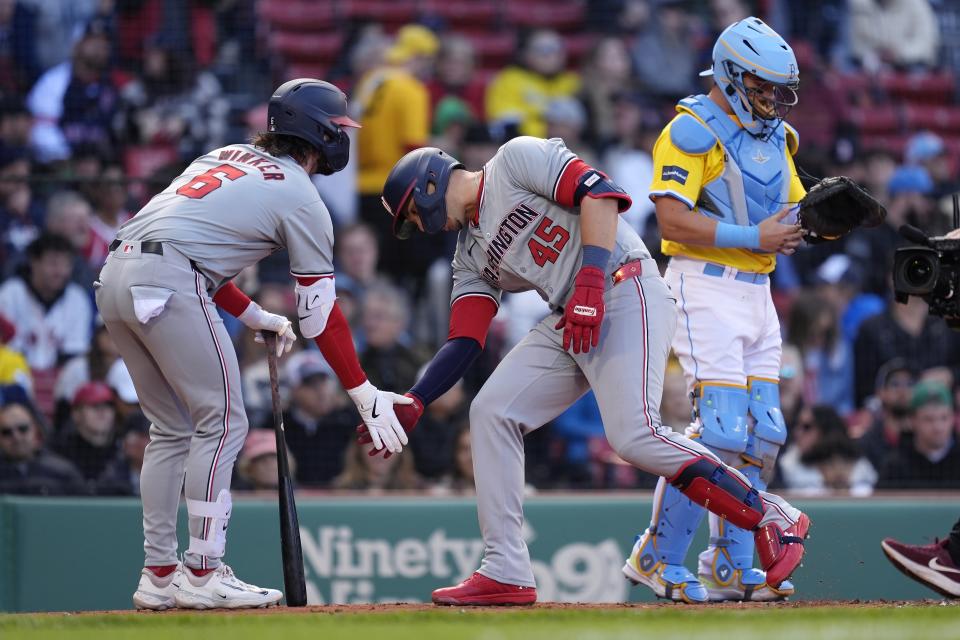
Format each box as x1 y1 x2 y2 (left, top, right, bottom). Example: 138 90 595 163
669 457 764 531
187 489 232 558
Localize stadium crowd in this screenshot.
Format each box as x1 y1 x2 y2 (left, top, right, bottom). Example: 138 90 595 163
1 0 960 498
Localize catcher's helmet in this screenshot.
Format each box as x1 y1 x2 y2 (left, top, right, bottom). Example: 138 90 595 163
267 78 360 175
381 147 464 239
701 17 798 140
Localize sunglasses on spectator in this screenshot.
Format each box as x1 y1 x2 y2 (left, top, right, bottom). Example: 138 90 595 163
0 423 30 437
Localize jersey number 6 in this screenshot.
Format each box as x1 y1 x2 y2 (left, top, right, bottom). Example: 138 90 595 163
528 216 570 267
176 164 247 199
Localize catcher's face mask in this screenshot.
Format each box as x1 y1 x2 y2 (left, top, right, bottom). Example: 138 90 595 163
741 72 798 122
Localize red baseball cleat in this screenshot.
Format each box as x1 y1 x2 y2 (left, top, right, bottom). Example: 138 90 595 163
755 513 811 588
881 537 960 598
432 572 537 606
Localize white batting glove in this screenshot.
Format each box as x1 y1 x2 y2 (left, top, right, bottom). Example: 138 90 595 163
238 303 296 357
346 380 414 454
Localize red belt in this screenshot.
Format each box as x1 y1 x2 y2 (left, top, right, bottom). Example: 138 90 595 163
611 259 644 285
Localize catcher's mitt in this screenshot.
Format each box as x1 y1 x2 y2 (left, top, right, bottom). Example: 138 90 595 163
797 176 887 244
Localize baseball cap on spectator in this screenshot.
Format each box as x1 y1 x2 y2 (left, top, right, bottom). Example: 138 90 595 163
544 98 587 128
239 429 277 465
910 380 953 411
905 131 946 165
887 165 934 197
385 25 439 64
432 97 475 135
875 357 914 390
107 359 139 404
813 254 862 287
285 351 333 388
73 381 114 406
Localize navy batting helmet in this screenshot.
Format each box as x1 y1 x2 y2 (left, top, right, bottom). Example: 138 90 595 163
267 78 360 175
381 147 464 239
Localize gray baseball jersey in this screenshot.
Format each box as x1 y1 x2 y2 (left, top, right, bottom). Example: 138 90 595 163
97 144 335 572
118 144 335 289
451 136 651 309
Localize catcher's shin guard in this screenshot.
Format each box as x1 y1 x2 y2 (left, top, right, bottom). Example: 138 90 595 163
704 462 762 574
647 477 708 566
668 458 764 531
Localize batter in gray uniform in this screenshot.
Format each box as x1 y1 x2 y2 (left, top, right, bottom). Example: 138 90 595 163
97 80 413 611
369 137 812 605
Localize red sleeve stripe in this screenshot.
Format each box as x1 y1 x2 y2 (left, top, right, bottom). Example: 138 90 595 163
448 294 498 348
585 190 633 213
292 272 334 286
553 158 591 206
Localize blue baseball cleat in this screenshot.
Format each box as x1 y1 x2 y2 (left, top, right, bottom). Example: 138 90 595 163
623 531 709 603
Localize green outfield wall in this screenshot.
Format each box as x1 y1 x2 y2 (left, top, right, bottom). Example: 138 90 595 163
0 494 956 612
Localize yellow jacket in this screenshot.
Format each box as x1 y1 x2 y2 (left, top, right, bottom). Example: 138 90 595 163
485 66 581 139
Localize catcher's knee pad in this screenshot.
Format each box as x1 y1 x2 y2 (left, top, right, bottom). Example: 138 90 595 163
744 378 786 484
650 482 708 565
695 383 750 454
186 489 232 558
703 462 761 577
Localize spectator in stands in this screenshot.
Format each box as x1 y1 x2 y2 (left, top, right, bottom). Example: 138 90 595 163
333 439 422 492
439 423 475 494
0 144 41 275
460 123 499 172
852 358 916 470
117 34 228 162
235 429 296 492
52 381 118 482
27 0 102 71
427 34 485 120
96 410 149 496
0 313 30 397
601 92 659 238
779 343 807 427
485 29 581 139
359 282 423 392
849 0 940 72
543 97 597 167
550 391 605 488
579 36 633 152
277 350 357 488
83 163 132 269
631 0 701 101
27 19 121 163
43 190 97 288
334 223 380 302
105 358 141 425
788 290 855 415
354 24 438 226
430 96 476 161
811 254 885 344
0 233 93 419
777 404 877 494
879 380 960 488
0 95 33 149
660 361 693 431
0 400 83 495
0 0 39 93
905 131 960 200
853 293 960 408
53 321 118 430
408 369 467 482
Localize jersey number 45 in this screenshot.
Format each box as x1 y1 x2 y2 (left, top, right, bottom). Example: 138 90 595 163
528 216 570 267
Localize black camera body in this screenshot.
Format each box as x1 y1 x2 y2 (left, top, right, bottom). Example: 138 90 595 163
893 234 960 328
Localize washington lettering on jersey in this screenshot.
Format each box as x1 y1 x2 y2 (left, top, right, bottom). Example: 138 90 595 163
480 203 542 285
217 148 285 180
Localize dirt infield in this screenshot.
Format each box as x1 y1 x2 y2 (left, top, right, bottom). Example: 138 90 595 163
25 599 953 617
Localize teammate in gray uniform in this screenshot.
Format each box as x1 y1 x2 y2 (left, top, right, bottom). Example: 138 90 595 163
365 136 811 605
96 79 413 610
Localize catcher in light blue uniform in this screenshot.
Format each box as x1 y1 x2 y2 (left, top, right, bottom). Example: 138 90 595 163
622 18 806 603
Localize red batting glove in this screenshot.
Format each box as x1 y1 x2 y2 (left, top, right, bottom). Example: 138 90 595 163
554 266 606 354
356 392 424 458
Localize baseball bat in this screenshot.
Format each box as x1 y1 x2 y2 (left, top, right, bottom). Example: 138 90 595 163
264 331 308 607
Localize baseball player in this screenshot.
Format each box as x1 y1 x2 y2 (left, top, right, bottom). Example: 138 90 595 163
95 79 413 610
624 18 807 603
365 135 810 606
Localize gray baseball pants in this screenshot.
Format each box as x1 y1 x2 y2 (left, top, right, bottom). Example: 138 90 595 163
470 263 724 587
95 241 248 570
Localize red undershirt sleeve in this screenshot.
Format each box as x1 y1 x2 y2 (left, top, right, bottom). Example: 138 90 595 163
212 281 252 317
313 303 367 389
447 295 498 348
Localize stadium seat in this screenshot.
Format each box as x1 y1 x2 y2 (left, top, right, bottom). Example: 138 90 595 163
258 1 336 31
845 104 900 134
879 71 955 105
421 0 499 28
270 32 344 64
341 0 419 26
562 33 595 66
859 133 909 159
465 32 518 69
505 1 585 31
286 63 330 83
903 104 960 134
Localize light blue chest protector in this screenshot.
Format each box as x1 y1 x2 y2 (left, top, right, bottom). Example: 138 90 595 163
670 95 795 227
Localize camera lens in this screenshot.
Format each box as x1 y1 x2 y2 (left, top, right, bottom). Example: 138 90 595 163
905 256 934 287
